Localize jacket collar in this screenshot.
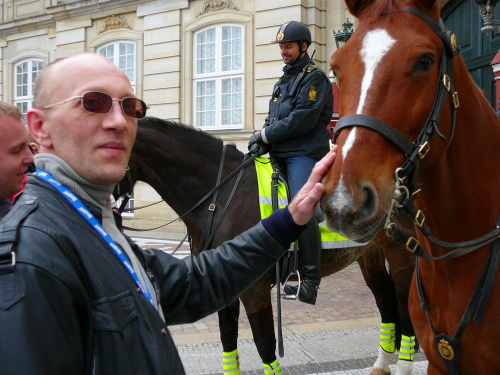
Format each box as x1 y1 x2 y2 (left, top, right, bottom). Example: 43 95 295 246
28 176 104 223
283 53 310 75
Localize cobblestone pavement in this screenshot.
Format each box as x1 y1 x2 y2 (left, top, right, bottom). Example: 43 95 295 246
131 233 428 374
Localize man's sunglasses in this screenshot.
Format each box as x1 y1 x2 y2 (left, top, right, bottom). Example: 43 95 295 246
42 91 149 119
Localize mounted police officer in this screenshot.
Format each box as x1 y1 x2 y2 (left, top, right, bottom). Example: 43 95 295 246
248 21 333 304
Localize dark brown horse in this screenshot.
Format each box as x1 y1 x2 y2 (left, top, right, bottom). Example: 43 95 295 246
321 1 500 374
116 117 417 374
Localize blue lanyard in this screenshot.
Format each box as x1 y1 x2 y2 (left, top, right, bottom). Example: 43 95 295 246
36 169 155 307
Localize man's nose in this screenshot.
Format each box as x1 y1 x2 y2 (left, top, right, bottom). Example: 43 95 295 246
103 101 130 130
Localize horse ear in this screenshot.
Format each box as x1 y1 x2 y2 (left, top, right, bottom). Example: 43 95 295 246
345 0 375 17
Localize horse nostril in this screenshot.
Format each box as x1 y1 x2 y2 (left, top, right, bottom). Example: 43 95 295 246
354 184 377 224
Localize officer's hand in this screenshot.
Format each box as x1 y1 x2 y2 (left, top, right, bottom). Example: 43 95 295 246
288 146 338 226
248 133 263 148
249 142 270 156
248 133 269 156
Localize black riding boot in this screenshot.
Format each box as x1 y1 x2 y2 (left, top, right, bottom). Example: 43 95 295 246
284 218 321 305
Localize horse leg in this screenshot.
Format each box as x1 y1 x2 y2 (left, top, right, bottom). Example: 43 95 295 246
380 227 418 375
240 276 282 375
357 246 400 375
218 299 241 374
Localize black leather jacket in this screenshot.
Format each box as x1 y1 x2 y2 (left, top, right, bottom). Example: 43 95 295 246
263 53 333 160
0 176 299 375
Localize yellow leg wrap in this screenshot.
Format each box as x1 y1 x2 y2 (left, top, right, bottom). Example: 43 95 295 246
223 349 240 374
379 322 396 353
263 358 282 375
398 335 416 361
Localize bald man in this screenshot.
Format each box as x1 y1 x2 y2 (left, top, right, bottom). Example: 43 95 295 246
0 102 34 218
0 52 338 374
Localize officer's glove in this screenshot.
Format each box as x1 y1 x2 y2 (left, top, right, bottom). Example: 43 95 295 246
248 133 270 156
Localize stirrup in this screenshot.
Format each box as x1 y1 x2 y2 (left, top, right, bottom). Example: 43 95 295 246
281 270 300 300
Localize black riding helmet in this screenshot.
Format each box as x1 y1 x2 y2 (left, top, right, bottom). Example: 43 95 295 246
273 21 311 53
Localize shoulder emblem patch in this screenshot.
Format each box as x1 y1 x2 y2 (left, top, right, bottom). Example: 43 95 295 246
306 64 317 73
309 86 317 101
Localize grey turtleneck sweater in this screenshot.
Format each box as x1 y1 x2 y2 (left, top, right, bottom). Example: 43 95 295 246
34 154 163 319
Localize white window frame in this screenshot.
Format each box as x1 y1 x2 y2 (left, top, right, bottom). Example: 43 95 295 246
193 23 244 130
13 59 44 117
97 40 137 92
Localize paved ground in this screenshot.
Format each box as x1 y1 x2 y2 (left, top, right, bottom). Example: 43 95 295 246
129 230 428 374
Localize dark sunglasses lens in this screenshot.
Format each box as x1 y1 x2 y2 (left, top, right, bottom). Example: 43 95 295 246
82 92 112 114
122 98 147 119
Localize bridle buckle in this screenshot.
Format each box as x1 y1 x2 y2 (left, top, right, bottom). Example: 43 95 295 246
442 74 451 91
418 142 430 159
452 92 460 108
414 210 425 228
406 237 420 253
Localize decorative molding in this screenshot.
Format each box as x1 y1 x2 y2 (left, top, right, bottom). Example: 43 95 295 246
99 15 132 35
199 0 239 16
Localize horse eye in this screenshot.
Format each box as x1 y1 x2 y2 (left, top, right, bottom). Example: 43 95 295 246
415 55 434 72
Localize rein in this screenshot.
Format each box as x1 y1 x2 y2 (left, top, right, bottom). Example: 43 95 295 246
116 150 258 234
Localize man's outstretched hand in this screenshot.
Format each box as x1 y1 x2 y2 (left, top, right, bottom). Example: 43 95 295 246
288 145 338 226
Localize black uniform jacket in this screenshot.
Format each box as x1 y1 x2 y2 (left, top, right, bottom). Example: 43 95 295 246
0 176 292 375
263 53 333 160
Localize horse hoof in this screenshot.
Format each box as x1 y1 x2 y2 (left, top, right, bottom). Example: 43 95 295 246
369 369 390 375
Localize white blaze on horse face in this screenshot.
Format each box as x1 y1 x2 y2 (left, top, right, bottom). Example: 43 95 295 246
334 29 396 216
342 30 395 161
357 28 396 114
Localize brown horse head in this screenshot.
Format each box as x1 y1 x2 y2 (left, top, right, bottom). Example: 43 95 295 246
320 0 487 243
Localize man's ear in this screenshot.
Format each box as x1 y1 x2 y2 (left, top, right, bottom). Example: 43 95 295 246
27 109 52 149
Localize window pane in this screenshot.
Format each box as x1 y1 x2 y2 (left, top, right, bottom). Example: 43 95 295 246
206 57 215 73
207 111 215 126
233 27 241 39
16 102 28 116
222 26 231 40
222 110 231 125
233 78 242 92
233 55 242 70
222 79 231 94
233 92 242 108
233 109 242 124
222 94 230 110
207 28 215 42
222 56 230 71
206 94 216 110
206 81 215 95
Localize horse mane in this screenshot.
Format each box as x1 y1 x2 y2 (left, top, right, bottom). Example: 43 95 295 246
137 116 239 152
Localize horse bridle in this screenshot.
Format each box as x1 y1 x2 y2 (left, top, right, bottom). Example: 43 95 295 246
332 8 500 371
